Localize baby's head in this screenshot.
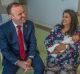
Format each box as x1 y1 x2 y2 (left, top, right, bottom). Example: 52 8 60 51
72 34 80 42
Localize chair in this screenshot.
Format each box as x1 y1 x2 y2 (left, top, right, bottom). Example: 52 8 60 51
0 52 2 64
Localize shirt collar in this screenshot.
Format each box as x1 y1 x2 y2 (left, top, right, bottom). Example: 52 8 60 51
12 21 23 28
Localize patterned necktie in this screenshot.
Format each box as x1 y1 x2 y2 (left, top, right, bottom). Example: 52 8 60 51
17 25 26 60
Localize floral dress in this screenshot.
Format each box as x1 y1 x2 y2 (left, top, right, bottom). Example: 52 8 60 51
44 24 80 65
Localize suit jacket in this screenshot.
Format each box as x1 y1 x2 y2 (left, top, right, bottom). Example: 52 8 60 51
0 20 38 65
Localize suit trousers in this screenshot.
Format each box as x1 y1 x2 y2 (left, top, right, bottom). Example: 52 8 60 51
2 54 44 74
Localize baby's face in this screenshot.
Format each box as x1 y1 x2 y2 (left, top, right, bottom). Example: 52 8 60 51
72 34 80 42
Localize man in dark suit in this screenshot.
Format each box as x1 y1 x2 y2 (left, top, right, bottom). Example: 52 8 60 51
0 2 44 74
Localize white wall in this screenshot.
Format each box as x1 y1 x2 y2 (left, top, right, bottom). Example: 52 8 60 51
27 0 79 28
78 0 80 11
0 14 9 25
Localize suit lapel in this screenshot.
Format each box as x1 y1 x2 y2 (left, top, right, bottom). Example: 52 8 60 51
7 21 19 50
23 22 28 40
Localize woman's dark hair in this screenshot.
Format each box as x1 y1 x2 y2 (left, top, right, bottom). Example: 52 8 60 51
7 2 22 15
61 9 78 36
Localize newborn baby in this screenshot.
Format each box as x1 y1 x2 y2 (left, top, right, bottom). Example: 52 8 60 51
47 34 80 57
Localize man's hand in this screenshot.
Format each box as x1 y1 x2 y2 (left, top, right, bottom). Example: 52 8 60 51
24 58 32 72
53 43 67 54
16 60 27 70
16 59 32 72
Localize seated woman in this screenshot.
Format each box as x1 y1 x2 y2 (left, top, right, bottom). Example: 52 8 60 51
47 34 80 57
44 9 80 74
